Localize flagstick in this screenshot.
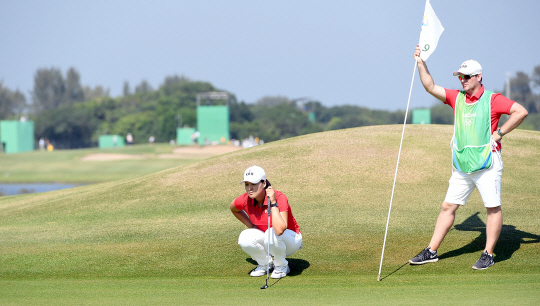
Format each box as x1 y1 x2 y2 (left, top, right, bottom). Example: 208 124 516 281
377 60 418 282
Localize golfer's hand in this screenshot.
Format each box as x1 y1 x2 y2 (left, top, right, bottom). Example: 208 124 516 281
414 45 422 63
266 186 276 204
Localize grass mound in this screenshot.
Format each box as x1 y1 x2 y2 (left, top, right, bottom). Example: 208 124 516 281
1 125 539 281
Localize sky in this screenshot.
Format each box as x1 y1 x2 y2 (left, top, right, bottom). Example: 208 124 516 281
1 0 539 111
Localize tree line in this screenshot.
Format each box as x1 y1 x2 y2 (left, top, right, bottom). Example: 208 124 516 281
0 65 539 149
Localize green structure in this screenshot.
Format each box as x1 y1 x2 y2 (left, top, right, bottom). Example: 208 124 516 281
98 135 125 149
176 127 196 145
196 92 231 145
0 120 35 154
412 109 431 124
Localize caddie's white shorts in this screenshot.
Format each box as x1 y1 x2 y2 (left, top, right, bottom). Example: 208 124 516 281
444 152 503 208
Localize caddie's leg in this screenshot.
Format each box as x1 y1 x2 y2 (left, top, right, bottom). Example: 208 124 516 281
433 168 476 251
485 206 502 254
428 201 460 251
475 153 503 255
238 228 268 265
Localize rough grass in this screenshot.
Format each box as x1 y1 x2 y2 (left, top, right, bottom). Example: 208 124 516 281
0 125 539 304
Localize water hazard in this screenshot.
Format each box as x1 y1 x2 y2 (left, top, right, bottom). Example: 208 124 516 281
0 183 85 196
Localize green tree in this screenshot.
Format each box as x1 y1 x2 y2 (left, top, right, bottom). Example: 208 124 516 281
0 81 26 119
65 68 85 104
83 85 110 101
430 103 453 124
31 67 65 113
135 80 153 94
506 70 539 113
33 102 100 149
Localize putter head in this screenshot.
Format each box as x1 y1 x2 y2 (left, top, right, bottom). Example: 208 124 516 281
260 285 268 289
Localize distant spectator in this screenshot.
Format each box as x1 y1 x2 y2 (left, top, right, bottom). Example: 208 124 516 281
149 136 155 146
39 138 45 151
191 131 200 144
126 133 133 146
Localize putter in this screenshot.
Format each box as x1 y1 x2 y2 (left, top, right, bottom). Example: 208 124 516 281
260 195 271 289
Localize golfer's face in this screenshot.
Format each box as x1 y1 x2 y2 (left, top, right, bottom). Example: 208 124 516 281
245 181 264 199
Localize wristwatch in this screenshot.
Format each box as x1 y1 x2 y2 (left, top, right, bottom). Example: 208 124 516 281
270 202 279 208
497 128 505 137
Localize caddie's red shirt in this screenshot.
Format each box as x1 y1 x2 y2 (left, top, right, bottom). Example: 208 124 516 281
234 190 301 234
444 86 514 151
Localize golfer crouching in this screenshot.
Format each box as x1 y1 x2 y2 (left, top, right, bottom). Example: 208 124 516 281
230 166 303 279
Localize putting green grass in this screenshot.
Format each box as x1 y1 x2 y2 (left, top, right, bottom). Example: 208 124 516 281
1 125 539 304
1 274 539 305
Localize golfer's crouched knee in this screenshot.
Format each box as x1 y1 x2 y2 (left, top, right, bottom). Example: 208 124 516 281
238 228 265 252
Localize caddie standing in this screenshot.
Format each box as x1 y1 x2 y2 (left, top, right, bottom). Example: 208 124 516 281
409 45 528 270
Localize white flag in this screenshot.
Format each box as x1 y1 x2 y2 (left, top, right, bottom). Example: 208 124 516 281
418 0 444 61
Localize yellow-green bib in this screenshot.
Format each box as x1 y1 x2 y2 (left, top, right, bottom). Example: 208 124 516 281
452 90 494 173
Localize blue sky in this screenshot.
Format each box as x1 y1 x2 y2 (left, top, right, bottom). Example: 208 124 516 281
1 0 539 110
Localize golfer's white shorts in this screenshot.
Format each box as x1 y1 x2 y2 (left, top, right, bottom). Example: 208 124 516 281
444 153 503 208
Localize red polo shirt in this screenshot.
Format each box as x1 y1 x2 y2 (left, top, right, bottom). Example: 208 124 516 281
234 190 301 234
444 86 514 151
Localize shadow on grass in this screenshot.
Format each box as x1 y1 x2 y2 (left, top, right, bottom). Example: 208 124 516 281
379 262 409 281
246 258 310 276
381 212 540 281
440 212 540 262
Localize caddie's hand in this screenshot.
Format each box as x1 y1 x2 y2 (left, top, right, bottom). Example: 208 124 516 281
414 44 422 63
265 186 276 204
492 130 502 143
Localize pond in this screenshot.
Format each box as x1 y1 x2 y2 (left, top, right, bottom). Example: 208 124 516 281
0 183 85 196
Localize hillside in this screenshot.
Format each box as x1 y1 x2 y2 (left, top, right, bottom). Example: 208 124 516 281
1 125 539 280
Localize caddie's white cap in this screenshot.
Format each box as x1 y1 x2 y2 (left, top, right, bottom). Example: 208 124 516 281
241 165 266 184
453 60 482 76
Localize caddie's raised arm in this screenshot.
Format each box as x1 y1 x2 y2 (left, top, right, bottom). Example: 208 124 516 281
415 44 446 102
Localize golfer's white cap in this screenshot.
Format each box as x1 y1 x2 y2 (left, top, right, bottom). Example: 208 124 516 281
453 60 482 76
241 165 266 184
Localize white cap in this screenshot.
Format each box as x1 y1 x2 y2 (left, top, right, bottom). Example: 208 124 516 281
241 165 266 184
453 60 482 76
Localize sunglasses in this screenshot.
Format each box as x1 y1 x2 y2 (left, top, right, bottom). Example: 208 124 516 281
458 74 477 81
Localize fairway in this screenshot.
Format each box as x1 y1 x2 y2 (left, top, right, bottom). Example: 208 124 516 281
0 143 237 183
1 125 539 304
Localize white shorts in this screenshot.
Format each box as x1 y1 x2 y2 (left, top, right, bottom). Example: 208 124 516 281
444 152 503 208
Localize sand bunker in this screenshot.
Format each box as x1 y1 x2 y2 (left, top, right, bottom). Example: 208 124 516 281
81 145 243 161
80 153 147 161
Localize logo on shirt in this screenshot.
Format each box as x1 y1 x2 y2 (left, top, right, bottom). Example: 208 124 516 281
463 113 476 125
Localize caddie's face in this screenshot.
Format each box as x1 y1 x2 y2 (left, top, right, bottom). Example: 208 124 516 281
459 73 482 93
245 181 265 199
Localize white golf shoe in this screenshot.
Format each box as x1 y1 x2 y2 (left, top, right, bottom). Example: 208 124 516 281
250 260 274 277
271 264 290 279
